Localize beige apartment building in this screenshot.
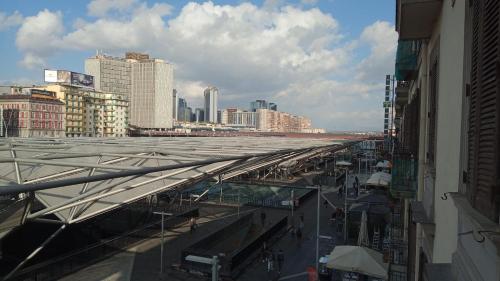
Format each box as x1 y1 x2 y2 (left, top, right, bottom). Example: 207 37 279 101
393 0 500 280
0 89 65 138
41 84 128 137
256 109 312 133
85 52 174 129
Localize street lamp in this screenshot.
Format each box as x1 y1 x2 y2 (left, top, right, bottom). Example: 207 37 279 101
336 160 352 243
153 211 173 275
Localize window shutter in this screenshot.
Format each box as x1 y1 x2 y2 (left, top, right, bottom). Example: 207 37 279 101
468 0 500 221
428 61 438 167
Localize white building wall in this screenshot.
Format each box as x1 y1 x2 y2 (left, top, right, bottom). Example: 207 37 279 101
130 60 173 128
154 61 173 128
85 59 101 91
432 0 465 263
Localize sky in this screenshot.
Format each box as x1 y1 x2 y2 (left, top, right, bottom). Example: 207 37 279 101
0 0 397 131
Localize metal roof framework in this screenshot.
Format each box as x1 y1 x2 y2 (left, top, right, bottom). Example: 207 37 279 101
0 137 345 225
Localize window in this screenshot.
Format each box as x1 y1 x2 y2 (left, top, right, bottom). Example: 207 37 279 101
467 0 500 221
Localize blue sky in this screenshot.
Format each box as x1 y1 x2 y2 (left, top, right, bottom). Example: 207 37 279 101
0 0 396 131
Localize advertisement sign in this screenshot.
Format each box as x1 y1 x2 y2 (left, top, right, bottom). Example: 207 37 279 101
57 70 71 83
70 72 94 88
44 70 58 82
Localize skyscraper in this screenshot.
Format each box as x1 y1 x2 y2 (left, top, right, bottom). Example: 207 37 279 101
85 52 174 129
85 54 131 98
250 99 277 112
178 98 187 121
204 86 218 123
195 108 205 123
250 100 267 112
130 57 173 128
172 89 178 120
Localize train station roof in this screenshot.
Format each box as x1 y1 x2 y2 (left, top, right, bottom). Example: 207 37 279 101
0 137 345 224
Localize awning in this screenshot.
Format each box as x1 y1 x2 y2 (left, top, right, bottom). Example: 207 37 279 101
326 246 389 280
0 137 343 224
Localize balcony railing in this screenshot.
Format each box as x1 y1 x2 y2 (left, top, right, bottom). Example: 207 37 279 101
391 148 417 198
395 40 421 81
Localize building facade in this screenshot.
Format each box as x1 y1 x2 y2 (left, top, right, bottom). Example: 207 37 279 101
85 54 131 98
250 99 277 111
204 86 218 123
130 58 173 129
195 108 204 123
41 84 128 137
393 0 500 280
177 98 187 122
221 108 257 128
0 89 65 138
172 89 178 121
256 109 312 133
85 52 174 129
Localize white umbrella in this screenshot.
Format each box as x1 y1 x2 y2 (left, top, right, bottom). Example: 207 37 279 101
375 160 392 169
326 246 389 280
357 211 370 247
366 172 391 187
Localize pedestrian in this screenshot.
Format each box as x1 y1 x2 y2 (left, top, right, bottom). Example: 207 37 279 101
296 227 303 240
261 211 267 227
277 249 284 273
267 250 274 272
323 199 328 208
355 176 359 187
189 217 196 234
261 242 268 262
330 211 337 226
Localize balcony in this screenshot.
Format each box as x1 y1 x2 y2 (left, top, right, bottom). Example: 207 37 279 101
395 40 421 81
395 81 410 107
396 0 442 40
391 149 417 198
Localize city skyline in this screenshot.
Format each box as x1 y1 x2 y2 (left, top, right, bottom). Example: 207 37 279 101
0 0 396 131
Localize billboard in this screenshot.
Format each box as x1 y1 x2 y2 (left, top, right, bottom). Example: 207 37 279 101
70 72 94 88
57 70 71 83
44 70 58 82
44 69 70 83
44 70 94 89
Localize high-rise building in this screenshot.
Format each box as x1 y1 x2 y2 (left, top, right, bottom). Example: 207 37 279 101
130 57 173 129
217 110 222 124
204 86 218 123
85 54 131 98
177 98 187 122
185 107 193 122
250 100 267 112
250 99 277 112
195 108 204 123
172 89 178 120
85 52 173 129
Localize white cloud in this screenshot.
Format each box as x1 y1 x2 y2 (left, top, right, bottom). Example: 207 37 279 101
13 2 397 131
87 0 139 17
356 20 398 82
15 9 64 69
0 10 23 31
